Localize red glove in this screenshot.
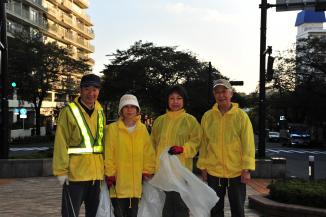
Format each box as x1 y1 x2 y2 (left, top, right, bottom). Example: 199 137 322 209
168 146 184 155
142 173 153 181
105 176 116 188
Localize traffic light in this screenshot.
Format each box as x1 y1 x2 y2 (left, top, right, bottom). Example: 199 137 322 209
11 81 17 88
266 56 275 81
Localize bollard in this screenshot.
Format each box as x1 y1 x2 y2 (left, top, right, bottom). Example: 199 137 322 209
308 155 315 181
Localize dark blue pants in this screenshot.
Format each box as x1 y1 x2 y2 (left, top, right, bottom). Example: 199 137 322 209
111 198 139 217
207 174 246 217
162 191 189 217
61 180 101 217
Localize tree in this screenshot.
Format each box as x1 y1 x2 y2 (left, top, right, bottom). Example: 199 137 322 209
8 32 90 135
268 37 326 142
101 41 224 119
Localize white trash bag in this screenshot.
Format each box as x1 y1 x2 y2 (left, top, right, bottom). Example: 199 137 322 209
149 149 219 217
96 182 115 217
137 181 166 217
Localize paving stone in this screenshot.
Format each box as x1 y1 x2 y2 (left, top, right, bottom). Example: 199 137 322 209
0 177 263 217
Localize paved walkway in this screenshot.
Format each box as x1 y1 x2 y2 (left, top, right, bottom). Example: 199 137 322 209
0 177 264 217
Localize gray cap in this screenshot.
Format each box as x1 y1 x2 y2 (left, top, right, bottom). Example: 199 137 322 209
80 74 101 88
213 79 232 90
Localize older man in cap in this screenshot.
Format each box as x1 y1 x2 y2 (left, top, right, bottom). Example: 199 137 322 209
197 79 255 217
53 74 105 217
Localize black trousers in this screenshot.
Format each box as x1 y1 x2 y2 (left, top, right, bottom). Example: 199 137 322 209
207 174 246 217
61 180 101 217
162 191 189 217
111 198 139 217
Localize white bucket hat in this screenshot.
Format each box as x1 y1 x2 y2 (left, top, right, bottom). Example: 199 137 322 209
118 94 140 114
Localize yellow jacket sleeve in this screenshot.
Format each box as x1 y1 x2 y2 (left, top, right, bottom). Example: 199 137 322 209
142 128 156 174
182 116 203 159
197 114 208 170
240 113 256 171
104 124 116 177
53 108 70 176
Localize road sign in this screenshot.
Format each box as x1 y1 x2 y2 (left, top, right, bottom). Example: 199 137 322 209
19 108 27 119
14 108 19 115
276 0 326 12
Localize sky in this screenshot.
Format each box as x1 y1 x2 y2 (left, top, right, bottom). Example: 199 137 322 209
88 0 300 94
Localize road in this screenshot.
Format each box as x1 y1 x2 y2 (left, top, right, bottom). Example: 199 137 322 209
9 141 326 179
265 142 326 179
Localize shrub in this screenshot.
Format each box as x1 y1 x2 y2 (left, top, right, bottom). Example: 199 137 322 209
268 178 326 209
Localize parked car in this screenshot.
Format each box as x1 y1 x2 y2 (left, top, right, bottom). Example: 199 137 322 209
289 131 311 146
268 131 280 142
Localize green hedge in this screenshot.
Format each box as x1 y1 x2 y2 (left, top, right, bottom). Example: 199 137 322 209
268 178 326 209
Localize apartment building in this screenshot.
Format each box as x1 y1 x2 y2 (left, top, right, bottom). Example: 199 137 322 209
5 0 95 137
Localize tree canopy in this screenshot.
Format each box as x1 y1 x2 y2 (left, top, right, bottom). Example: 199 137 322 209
8 32 90 135
101 41 225 120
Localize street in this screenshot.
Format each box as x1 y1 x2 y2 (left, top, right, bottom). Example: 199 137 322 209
265 142 326 179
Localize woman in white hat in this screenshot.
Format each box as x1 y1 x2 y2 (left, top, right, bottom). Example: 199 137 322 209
104 94 156 217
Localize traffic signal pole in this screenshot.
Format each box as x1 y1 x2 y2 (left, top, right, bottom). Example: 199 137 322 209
0 0 9 159
258 0 268 158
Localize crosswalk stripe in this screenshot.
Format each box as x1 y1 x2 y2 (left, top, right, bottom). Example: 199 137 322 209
10 147 50 152
266 149 326 155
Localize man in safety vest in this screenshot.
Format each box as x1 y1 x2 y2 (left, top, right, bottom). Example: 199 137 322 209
53 74 105 217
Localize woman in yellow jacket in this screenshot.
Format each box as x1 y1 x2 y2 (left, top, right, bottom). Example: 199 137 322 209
104 94 155 217
151 85 202 217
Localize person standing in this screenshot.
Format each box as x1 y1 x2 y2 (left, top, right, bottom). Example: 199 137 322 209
151 85 202 217
53 74 105 217
197 79 255 217
104 94 155 217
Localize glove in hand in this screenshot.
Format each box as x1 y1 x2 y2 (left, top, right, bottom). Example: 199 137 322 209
168 146 184 155
105 176 116 188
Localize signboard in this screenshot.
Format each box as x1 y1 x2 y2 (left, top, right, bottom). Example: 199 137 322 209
19 108 27 119
276 0 326 11
14 108 19 115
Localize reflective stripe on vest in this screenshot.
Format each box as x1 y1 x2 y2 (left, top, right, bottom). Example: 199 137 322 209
67 102 104 154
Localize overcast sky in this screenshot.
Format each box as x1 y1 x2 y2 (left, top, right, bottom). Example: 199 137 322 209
88 0 301 93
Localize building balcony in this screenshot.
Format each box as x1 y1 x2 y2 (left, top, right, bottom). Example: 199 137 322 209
6 4 47 30
75 22 94 39
74 0 89 9
59 0 72 13
25 0 46 12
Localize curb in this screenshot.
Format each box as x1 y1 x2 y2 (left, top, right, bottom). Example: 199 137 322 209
248 195 326 217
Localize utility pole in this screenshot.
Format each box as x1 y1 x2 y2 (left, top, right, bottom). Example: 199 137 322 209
207 61 213 106
258 0 268 158
0 0 9 159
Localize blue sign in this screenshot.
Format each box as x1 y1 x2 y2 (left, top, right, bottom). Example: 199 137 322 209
20 108 27 115
14 108 19 115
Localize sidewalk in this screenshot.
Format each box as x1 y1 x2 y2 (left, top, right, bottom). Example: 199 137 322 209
0 177 267 217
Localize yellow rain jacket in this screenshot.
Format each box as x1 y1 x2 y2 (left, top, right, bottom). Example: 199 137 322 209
53 97 105 181
104 118 155 198
151 109 202 171
197 103 255 178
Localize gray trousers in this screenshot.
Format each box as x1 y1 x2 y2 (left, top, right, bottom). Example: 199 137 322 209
207 174 246 217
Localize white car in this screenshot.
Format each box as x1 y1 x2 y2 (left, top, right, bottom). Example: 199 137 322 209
268 131 280 142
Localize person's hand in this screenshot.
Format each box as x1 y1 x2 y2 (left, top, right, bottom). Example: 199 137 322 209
168 146 184 155
57 175 69 186
241 170 251 184
142 173 153 182
201 169 208 182
105 176 116 188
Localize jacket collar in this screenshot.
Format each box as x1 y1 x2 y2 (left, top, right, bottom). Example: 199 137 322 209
166 109 186 119
74 97 103 112
212 102 238 115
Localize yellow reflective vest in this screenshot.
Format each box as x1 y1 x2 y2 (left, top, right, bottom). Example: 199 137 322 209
104 117 155 198
151 109 202 171
53 97 105 181
197 103 256 178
